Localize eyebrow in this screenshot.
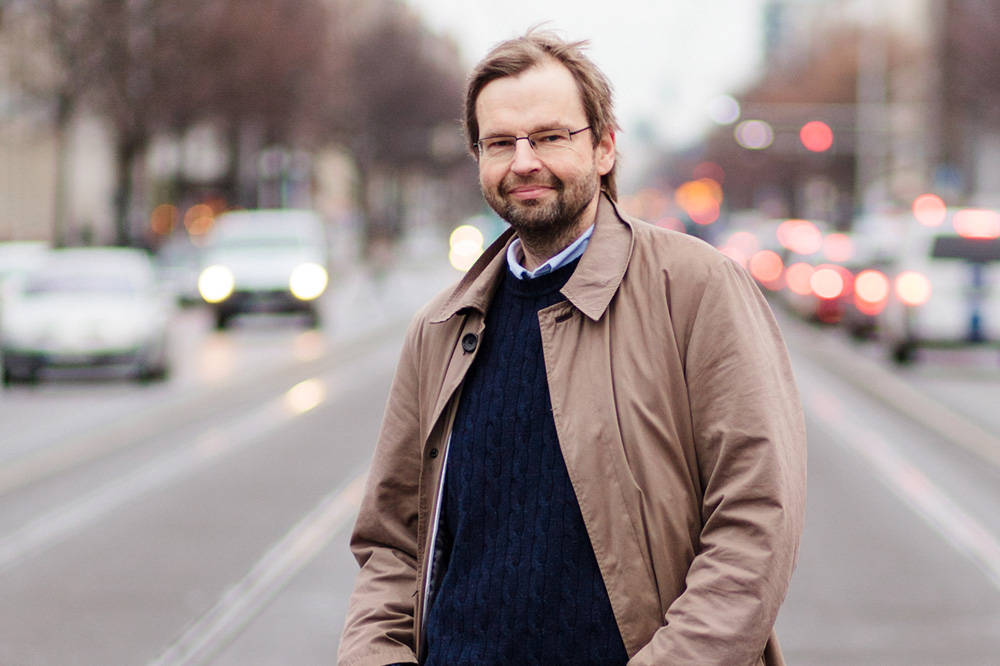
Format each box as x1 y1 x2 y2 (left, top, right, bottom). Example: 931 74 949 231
480 123 569 138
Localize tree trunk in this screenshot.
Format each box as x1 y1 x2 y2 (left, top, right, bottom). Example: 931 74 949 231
51 92 73 248
113 138 141 247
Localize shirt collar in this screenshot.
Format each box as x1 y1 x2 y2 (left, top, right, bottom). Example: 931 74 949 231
506 223 595 279
431 193 634 324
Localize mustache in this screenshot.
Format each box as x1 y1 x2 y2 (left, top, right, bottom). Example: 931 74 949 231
500 175 561 195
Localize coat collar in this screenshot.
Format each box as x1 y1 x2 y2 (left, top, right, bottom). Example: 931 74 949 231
430 193 634 324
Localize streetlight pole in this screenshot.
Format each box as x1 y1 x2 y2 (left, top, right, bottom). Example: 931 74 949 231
854 2 889 213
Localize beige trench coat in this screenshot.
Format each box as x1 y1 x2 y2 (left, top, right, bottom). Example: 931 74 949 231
338 195 807 666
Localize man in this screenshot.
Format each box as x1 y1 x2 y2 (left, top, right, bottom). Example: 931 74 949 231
339 29 807 666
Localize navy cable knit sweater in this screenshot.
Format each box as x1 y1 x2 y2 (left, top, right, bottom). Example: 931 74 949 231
422 260 627 666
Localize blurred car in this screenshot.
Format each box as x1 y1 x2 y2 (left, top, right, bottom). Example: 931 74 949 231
835 213 907 340
777 227 901 340
778 231 858 326
155 233 203 305
197 209 329 329
0 247 175 384
0 241 50 319
0 241 49 285
719 217 835 298
875 207 1000 363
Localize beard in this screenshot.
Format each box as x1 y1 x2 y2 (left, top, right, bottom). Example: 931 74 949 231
482 162 600 251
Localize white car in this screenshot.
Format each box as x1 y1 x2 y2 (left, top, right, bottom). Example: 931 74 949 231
0 247 176 384
876 207 1000 363
0 241 49 313
197 209 330 329
0 241 49 285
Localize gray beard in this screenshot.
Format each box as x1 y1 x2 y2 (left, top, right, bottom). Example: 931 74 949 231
483 166 599 256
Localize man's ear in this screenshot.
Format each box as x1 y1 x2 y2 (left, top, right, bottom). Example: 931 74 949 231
596 131 616 176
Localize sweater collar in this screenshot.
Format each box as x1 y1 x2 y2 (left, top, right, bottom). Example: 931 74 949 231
430 193 634 324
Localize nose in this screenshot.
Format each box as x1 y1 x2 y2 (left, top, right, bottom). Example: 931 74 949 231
509 138 542 174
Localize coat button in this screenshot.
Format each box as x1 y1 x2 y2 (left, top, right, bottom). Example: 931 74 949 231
429 448 439 459
461 333 478 353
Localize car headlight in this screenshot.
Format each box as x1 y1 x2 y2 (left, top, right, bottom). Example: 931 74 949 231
289 263 328 301
198 265 235 303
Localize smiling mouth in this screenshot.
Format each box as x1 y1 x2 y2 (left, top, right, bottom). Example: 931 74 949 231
510 185 552 199
504 177 558 198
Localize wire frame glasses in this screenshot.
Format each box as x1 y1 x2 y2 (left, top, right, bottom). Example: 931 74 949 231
477 126 591 160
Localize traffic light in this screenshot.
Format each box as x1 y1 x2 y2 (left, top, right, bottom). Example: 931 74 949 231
800 120 833 152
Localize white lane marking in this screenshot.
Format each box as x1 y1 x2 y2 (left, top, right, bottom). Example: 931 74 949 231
148 470 367 666
803 379 1000 592
0 378 338 573
782 313 1000 471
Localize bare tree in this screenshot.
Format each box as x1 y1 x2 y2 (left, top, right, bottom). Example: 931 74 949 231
331 0 466 247
94 0 338 243
4 0 469 247
2 0 106 244
192 0 334 207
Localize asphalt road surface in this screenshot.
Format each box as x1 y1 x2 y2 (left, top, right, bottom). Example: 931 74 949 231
1 260 999 665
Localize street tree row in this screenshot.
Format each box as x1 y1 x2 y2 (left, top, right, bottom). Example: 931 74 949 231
1 0 471 247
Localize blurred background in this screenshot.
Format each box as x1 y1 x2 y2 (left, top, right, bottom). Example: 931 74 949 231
1 0 1000 664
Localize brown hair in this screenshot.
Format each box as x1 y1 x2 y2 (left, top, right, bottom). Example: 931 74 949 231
465 28 620 200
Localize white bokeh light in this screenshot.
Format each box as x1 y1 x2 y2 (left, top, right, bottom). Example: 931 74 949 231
708 94 741 125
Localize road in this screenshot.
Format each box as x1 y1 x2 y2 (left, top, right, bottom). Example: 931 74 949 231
775 315 1000 665
1 260 999 665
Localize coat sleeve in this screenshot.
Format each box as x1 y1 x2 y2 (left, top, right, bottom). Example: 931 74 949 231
631 258 807 666
337 317 426 666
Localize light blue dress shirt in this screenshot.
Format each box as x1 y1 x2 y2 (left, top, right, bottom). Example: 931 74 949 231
506 224 595 279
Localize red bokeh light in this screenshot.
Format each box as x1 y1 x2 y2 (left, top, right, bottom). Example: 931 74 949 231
749 250 784 286
822 232 854 263
810 265 848 299
953 208 1000 239
800 121 834 152
785 262 815 296
912 193 947 227
854 269 890 315
777 219 823 255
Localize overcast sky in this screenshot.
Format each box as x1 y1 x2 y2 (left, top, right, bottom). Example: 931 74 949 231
403 0 769 150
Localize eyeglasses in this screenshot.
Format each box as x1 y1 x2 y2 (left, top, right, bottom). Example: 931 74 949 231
477 126 591 160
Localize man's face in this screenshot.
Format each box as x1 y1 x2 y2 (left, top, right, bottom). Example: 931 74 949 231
475 61 615 239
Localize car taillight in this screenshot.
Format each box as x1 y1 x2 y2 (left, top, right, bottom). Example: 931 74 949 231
777 219 823 255
749 250 784 288
854 269 890 314
894 271 932 306
785 262 814 296
953 208 1000 239
810 265 848 300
